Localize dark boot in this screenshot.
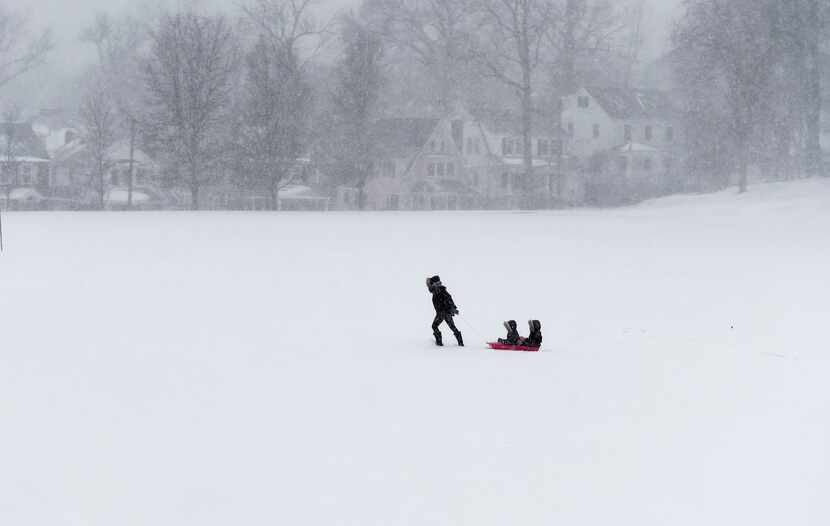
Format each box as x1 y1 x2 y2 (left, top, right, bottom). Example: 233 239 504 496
434 332 443 346
455 333 464 347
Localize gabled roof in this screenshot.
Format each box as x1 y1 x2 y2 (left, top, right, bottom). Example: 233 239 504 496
371 118 440 158
0 122 50 161
585 87 679 120
472 107 564 137
52 139 155 167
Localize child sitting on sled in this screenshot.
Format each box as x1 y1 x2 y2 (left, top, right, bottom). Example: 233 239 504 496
496 319 542 348
522 320 543 348
498 320 521 345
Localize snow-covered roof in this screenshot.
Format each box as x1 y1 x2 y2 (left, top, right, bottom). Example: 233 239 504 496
585 87 679 121
106 189 152 204
280 185 328 201
105 142 154 165
501 158 555 168
613 142 661 153
2 155 50 163
9 187 45 201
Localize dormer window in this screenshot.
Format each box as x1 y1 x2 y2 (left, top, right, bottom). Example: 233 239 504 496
578 96 590 108
666 126 674 142
645 125 653 141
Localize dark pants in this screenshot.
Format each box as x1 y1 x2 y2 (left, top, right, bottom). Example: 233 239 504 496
432 312 463 345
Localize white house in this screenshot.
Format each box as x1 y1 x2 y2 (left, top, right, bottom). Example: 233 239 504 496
562 86 684 203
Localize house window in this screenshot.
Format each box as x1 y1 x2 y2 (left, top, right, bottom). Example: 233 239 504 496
617 157 628 171
501 173 509 188
624 125 632 142
593 124 600 139
436 163 445 177
578 96 590 108
388 194 400 210
466 137 474 154
512 173 522 190
446 163 455 177
474 138 481 154
440 140 446 153
666 126 674 142
428 163 436 177
643 158 652 171
645 125 653 141
20 163 32 185
473 171 480 187
567 122 574 136
538 139 549 157
502 137 512 156
430 140 438 153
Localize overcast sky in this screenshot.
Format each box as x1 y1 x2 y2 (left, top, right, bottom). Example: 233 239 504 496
3 0 685 109
9 0 685 56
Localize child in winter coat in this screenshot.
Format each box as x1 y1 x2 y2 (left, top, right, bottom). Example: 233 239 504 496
426 275 464 347
522 320 543 348
498 320 521 345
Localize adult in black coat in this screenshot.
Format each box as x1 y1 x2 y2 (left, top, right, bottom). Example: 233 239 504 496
426 275 463 346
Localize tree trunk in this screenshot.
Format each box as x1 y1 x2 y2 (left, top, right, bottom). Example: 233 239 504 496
127 118 136 209
357 176 367 211
521 84 533 199
190 162 200 210
804 0 823 177
99 160 106 210
269 179 279 211
738 146 749 193
518 7 533 206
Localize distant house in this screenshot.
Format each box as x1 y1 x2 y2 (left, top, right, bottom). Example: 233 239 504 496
465 111 579 208
562 86 684 204
0 122 51 209
361 117 476 210
50 139 163 209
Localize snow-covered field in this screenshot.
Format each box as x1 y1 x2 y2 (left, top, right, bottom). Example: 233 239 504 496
2 179 829 525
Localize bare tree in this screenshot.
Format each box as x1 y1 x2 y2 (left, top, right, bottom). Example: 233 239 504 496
82 12 150 208
80 85 117 209
235 0 322 209
0 104 22 205
363 0 472 113
771 0 829 178
236 38 312 209
548 0 621 96
0 6 53 89
145 11 237 210
675 0 777 193
470 0 553 191
330 16 384 210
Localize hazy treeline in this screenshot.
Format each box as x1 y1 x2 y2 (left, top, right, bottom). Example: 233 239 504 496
675 0 830 193
0 0 828 210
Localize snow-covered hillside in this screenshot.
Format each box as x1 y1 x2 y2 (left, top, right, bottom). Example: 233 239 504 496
2 179 829 525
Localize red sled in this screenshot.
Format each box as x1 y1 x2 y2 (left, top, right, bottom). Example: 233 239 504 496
487 342 541 352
